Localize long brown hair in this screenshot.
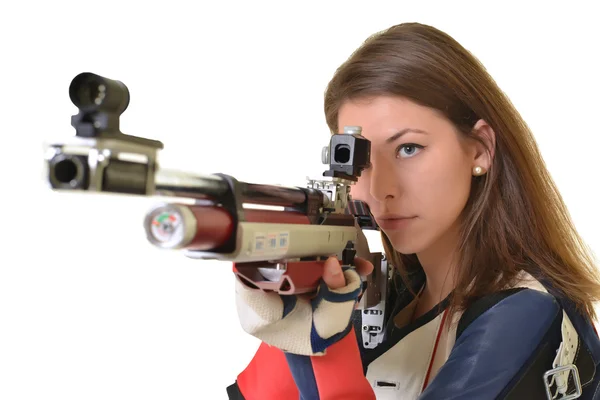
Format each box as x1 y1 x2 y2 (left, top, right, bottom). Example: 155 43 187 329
324 22 600 322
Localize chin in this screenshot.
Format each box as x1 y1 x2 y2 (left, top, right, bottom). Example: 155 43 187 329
383 230 428 256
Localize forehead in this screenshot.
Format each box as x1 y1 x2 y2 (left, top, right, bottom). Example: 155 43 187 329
337 95 448 142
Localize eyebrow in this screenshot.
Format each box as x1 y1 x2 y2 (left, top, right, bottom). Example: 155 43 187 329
385 128 428 144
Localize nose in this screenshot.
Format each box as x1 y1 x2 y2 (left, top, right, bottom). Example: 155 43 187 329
369 160 398 202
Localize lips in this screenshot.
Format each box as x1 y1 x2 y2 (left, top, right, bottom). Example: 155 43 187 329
376 215 416 230
377 213 414 220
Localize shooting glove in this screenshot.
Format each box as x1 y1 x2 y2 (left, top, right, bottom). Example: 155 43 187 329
235 266 362 356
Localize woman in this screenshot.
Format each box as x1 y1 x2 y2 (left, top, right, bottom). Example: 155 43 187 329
227 22 600 399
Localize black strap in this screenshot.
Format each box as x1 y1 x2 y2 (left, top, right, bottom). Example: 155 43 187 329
456 287 526 340
226 381 245 400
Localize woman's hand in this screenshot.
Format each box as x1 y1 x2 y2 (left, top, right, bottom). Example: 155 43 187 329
323 255 374 289
235 255 374 356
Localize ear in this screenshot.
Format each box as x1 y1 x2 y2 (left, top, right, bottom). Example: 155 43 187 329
470 119 496 174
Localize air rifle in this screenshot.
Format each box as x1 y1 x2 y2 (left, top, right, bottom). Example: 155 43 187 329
43 72 390 349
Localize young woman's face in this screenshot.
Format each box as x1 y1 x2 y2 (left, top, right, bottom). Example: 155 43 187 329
339 95 485 256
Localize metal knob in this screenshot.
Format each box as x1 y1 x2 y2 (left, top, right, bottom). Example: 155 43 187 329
343 126 362 135
322 145 330 164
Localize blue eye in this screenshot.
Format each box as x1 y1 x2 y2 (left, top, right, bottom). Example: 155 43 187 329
396 143 424 158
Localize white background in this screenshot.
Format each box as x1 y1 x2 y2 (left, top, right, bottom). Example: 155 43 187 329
1 1 599 399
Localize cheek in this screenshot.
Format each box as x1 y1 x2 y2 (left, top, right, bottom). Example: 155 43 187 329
386 155 471 254
417 154 472 219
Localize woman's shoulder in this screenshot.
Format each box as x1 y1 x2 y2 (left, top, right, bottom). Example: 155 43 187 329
440 270 600 399
456 270 558 339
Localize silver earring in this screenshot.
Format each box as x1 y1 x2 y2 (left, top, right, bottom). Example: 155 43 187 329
473 166 484 176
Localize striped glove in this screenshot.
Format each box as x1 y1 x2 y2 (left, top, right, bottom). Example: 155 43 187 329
234 263 362 356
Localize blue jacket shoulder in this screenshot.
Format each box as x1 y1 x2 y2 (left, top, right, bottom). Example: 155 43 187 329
421 288 600 399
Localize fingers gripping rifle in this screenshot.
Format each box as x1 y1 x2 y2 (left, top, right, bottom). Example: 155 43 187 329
44 72 390 349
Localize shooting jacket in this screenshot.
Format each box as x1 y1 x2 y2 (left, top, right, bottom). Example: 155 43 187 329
226 267 600 399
